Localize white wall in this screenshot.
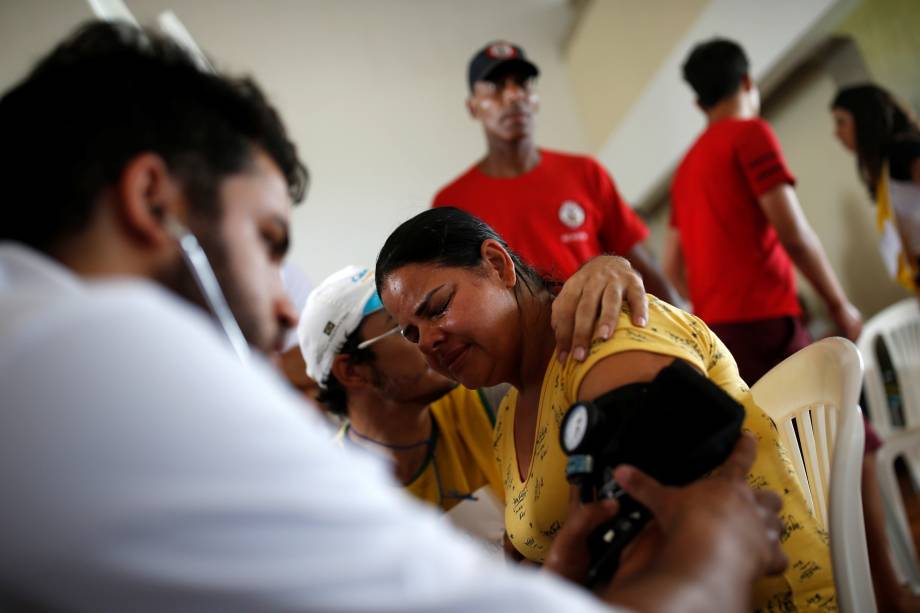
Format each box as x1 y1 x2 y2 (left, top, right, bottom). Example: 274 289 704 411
565 0 709 152
0 0 588 284
596 0 840 206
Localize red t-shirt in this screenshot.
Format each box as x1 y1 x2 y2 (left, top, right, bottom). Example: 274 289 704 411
670 118 800 324
433 149 648 281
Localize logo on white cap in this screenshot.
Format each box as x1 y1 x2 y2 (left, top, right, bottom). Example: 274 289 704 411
559 200 586 229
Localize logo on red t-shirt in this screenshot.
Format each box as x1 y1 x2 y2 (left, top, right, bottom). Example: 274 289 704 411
558 200 585 229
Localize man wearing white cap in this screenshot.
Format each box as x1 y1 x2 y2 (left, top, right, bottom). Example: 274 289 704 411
299 265 504 511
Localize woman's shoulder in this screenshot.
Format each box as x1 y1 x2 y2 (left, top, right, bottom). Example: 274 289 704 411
555 296 714 401
608 296 712 363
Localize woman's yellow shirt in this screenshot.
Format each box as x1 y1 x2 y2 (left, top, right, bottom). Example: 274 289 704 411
493 296 836 612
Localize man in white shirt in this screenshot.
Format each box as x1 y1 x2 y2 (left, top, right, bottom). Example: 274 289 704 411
0 20 786 612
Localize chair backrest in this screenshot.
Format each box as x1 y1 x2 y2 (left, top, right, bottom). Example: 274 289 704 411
751 338 863 527
858 298 920 436
875 427 920 588
751 337 876 613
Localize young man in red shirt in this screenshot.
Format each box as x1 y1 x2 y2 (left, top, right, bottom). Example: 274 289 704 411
433 41 680 312
665 38 862 383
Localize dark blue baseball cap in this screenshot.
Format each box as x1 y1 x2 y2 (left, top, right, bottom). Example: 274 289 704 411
467 41 539 91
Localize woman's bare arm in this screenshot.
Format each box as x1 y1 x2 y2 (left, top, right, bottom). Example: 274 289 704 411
576 350 685 403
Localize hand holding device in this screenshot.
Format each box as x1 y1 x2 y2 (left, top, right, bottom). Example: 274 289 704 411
560 359 745 587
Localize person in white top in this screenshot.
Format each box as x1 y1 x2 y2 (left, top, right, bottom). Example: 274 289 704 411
0 20 786 613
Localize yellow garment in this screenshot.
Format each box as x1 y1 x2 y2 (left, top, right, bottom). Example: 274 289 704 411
340 386 504 511
877 165 919 292
494 296 836 612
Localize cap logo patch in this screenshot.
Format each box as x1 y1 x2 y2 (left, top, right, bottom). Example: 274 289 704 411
323 321 335 336
559 200 586 229
487 43 516 59
351 269 368 283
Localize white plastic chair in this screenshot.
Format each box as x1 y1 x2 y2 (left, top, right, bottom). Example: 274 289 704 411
751 337 876 613
859 298 920 497
875 427 920 590
858 298 920 437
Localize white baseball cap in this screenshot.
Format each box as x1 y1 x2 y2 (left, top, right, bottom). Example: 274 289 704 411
297 265 385 387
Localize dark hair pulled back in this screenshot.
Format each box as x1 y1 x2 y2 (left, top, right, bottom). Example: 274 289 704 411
375 207 549 297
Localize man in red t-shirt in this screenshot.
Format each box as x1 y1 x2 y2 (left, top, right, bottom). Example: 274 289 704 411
433 41 679 307
666 38 862 383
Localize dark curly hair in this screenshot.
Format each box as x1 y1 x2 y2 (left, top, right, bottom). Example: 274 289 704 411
0 20 309 251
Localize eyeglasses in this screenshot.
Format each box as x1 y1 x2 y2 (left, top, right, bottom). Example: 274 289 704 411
356 324 403 350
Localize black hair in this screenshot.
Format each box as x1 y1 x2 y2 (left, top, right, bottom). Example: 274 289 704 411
682 38 749 110
316 326 376 417
831 84 920 197
374 207 548 298
0 20 309 252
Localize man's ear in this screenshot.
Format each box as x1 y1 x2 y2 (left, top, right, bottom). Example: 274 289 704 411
115 152 185 248
481 239 517 289
741 74 753 92
330 354 373 390
466 95 479 120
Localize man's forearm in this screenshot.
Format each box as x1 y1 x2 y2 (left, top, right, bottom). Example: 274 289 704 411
625 245 683 306
661 230 689 303
664 264 689 304
601 539 756 613
759 185 849 311
783 228 848 310
603 566 750 613
639 267 683 306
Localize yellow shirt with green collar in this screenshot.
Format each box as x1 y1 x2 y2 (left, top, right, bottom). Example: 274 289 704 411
339 385 504 512
493 295 836 612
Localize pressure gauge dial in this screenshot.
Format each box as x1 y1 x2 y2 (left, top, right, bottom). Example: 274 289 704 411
561 403 590 454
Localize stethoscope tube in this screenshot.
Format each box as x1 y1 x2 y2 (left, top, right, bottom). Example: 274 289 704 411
165 216 252 365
